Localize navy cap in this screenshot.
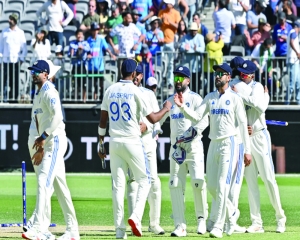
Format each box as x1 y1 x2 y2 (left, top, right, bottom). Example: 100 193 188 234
173 66 190 78
294 20 300 28
121 59 137 75
230 56 244 69
28 60 50 74
136 63 143 74
213 63 232 75
237 60 257 74
90 22 100 30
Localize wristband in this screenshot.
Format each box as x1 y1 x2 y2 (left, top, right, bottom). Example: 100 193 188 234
98 126 106 136
41 133 48 140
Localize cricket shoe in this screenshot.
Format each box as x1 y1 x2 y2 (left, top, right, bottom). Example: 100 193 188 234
116 228 127 239
246 225 264 233
128 215 142 237
209 227 223 238
276 218 286 233
171 223 187 237
22 228 54 240
233 224 246 233
197 217 206 234
226 209 239 236
56 230 80 240
23 220 33 232
148 225 165 235
206 219 215 232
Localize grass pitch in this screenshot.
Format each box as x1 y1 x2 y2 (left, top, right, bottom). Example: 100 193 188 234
0 173 300 239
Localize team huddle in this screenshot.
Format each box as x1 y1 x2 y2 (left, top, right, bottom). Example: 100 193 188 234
98 57 286 239
22 56 285 240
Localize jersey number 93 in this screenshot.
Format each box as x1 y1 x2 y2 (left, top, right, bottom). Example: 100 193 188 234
110 102 131 121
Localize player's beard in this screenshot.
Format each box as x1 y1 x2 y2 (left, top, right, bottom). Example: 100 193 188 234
175 84 187 93
32 76 41 85
215 79 227 89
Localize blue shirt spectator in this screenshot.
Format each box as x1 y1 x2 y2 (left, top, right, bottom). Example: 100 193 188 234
132 10 146 54
69 29 90 66
246 0 267 36
213 6 236 43
272 12 292 56
87 35 108 72
131 0 152 21
146 16 164 56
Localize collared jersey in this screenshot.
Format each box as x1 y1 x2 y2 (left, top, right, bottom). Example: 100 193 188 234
101 80 152 143
238 80 269 134
160 88 208 144
31 81 65 137
182 87 250 154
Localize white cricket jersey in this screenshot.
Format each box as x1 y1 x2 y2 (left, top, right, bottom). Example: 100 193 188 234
237 80 268 134
160 88 209 145
31 81 65 137
101 80 152 143
138 87 161 140
182 87 251 154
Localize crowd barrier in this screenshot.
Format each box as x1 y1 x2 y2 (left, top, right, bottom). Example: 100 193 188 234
0 54 298 105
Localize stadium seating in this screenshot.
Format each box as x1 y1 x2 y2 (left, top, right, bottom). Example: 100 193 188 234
229 45 245 57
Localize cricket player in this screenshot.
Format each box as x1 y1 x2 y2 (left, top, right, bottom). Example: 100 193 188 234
127 65 165 235
24 60 62 237
97 59 171 239
22 60 80 240
159 66 209 237
231 60 286 233
207 57 252 234
174 63 252 238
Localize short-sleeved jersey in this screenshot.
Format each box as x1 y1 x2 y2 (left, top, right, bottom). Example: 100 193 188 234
101 80 152 143
160 88 208 144
31 81 65 137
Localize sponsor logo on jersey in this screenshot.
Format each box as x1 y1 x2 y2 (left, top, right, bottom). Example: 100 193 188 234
212 100 215 105
109 92 134 100
226 100 230 105
34 108 43 114
171 113 185 119
186 102 190 107
50 98 56 106
171 105 175 110
211 108 229 114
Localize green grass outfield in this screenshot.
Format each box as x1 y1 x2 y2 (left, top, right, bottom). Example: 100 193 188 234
0 173 300 239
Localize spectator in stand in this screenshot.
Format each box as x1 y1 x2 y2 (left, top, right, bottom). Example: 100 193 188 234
107 12 143 58
283 0 298 26
272 12 292 69
179 22 205 93
275 0 297 17
285 20 300 104
146 16 164 66
80 0 100 38
131 0 152 23
105 4 123 54
213 0 236 55
203 32 224 95
53 45 65 99
140 0 164 23
187 0 197 25
96 0 111 37
0 13 27 102
118 0 131 13
244 18 271 48
192 13 208 39
246 0 267 36
132 9 146 56
69 29 91 101
175 19 188 43
228 0 249 36
87 22 116 102
158 0 181 89
172 0 190 25
31 28 51 61
64 0 79 26
251 38 276 94
37 0 74 47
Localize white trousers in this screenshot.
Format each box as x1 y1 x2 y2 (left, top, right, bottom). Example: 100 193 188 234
206 136 238 230
32 135 78 233
244 129 286 226
169 139 207 227
110 140 151 230
209 143 244 223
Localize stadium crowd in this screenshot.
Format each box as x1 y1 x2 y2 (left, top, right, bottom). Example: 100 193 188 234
1 0 300 104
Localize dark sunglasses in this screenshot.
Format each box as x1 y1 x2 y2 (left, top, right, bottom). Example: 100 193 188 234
214 71 228 77
31 70 42 76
